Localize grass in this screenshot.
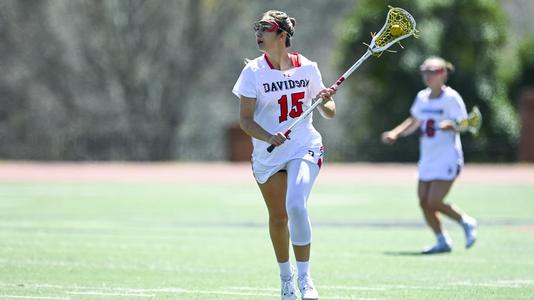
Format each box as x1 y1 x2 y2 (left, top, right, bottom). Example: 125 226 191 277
0 179 533 299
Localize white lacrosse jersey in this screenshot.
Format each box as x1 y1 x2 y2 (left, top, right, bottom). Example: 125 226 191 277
232 52 325 168
410 86 468 180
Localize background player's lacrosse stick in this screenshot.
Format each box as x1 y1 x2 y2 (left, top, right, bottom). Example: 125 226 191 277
436 106 482 135
267 6 418 153
461 106 482 135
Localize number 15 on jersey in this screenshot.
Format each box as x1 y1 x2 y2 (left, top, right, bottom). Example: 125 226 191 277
278 92 305 123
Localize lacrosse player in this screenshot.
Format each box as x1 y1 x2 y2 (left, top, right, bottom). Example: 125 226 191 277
232 10 335 300
381 56 478 254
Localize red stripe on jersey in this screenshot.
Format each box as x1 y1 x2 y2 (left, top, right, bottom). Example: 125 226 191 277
264 52 301 69
290 52 301 68
264 53 275 69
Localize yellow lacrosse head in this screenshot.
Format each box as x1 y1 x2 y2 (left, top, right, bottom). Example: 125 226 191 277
467 106 482 134
368 6 417 53
457 106 482 135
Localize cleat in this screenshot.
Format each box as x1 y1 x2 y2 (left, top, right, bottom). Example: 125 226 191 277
281 274 297 300
298 274 319 300
422 241 452 254
462 217 478 249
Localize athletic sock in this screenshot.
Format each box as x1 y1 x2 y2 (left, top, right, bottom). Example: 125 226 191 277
278 261 293 280
436 231 451 244
296 260 309 278
460 214 473 225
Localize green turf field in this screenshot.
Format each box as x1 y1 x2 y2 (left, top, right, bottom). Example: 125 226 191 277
1 180 533 299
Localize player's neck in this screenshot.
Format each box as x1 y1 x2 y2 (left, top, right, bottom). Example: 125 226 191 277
265 48 291 71
429 85 444 99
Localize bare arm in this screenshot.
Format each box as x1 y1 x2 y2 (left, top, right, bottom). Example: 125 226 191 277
317 88 337 119
381 116 420 145
439 120 460 132
239 96 287 146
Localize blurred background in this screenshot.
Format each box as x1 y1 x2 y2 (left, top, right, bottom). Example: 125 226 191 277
0 0 532 162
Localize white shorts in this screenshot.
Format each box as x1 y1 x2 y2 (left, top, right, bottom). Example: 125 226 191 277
418 161 462 182
252 146 324 184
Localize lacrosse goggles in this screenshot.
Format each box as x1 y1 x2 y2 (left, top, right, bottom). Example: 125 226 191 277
253 20 291 36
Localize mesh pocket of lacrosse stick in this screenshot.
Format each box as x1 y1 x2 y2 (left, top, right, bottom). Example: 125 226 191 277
366 6 418 54
457 106 482 135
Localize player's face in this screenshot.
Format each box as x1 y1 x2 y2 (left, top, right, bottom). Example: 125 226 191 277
253 18 283 51
421 68 446 88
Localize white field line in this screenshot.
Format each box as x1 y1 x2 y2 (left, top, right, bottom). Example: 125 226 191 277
2 280 534 299
225 287 278 292
0 284 384 299
113 288 381 300
65 291 154 297
229 286 388 292
2 279 534 292
22 255 534 273
0 285 277 299
448 279 534 288
67 288 276 298
0 296 70 300
212 287 386 300
317 286 388 291
0 258 230 274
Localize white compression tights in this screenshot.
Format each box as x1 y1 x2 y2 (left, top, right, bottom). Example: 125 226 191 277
285 159 320 246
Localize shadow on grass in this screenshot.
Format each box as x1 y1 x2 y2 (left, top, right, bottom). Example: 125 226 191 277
383 251 423 256
384 250 453 256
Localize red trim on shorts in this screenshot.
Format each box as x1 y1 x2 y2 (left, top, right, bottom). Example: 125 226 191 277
317 158 322 169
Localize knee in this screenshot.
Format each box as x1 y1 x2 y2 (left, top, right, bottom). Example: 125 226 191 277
419 197 429 210
427 199 442 211
286 200 307 219
420 198 440 212
269 213 288 227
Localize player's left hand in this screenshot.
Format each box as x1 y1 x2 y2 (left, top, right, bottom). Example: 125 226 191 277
439 120 457 131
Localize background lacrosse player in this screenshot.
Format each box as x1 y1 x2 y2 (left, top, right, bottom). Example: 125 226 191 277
232 9 335 300
381 56 478 254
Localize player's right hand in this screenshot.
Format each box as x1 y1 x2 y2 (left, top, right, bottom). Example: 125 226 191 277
381 131 397 145
268 132 288 146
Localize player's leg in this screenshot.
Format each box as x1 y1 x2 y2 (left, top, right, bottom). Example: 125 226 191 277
286 159 320 299
258 171 297 300
418 180 441 233
286 159 320 260
427 180 462 221
427 179 477 248
419 180 452 254
258 171 290 262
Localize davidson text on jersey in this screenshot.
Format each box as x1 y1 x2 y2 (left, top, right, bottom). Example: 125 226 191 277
263 79 310 93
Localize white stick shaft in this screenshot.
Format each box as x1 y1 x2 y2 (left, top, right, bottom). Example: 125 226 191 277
332 50 373 89
287 50 372 132
267 50 373 153
286 98 323 131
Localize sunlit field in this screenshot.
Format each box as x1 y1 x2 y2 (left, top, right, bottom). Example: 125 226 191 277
0 163 533 299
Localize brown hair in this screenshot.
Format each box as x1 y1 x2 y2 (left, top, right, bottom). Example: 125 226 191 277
420 56 455 73
263 10 296 47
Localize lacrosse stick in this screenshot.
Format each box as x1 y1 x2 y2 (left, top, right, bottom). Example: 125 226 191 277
267 6 418 152
451 106 482 135
432 106 482 136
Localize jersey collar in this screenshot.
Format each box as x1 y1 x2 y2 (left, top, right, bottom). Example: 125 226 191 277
264 52 301 70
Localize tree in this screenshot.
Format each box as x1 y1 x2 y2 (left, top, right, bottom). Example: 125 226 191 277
337 0 519 161
0 0 241 160
509 36 534 103
0 0 75 159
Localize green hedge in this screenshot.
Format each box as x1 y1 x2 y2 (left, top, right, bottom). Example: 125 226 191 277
337 0 519 161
